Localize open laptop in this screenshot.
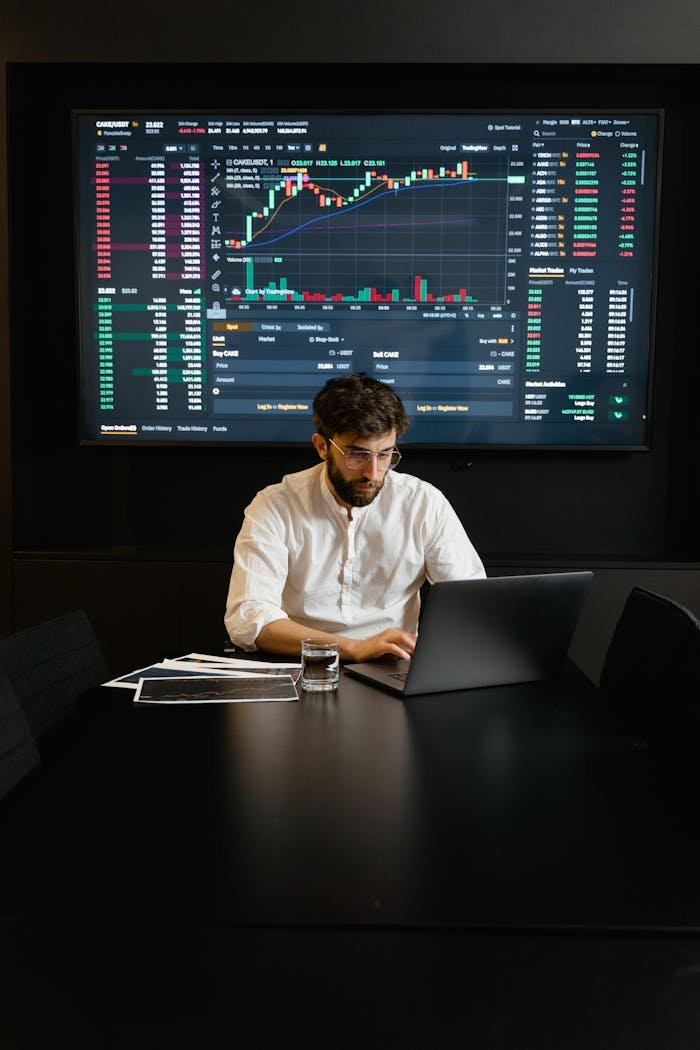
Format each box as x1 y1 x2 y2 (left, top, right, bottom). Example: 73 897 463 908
343 571 593 697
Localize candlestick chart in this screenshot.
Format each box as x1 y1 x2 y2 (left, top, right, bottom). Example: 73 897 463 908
219 154 511 306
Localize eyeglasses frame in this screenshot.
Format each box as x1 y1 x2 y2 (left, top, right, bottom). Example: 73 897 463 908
327 437 402 471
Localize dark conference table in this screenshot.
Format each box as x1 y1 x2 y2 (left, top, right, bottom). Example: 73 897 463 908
2 663 700 1047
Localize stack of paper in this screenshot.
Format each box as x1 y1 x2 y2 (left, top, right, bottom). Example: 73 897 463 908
102 652 301 703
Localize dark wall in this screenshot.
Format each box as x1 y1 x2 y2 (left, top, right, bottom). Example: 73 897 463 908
6 62 698 563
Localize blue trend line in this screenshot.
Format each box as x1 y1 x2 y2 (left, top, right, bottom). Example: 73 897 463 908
244 177 475 250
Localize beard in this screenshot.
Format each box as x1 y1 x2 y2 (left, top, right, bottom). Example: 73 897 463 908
326 455 385 508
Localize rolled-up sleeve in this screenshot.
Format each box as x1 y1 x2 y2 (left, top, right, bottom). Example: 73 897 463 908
424 493 486 584
224 493 291 650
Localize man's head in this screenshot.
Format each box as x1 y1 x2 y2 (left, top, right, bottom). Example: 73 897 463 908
311 372 409 442
311 373 409 509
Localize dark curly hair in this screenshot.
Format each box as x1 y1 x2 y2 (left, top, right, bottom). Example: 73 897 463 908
312 372 409 439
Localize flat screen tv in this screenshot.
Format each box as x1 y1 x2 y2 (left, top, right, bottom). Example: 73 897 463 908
73 108 663 449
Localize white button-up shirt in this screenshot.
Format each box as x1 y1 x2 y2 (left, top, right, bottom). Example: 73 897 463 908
225 462 485 650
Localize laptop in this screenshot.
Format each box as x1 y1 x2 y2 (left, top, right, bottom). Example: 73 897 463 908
343 571 593 697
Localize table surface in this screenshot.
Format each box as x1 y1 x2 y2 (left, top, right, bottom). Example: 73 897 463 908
2 661 699 934
5 663 700 1049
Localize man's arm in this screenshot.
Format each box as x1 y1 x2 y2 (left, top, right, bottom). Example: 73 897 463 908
257 617 416 663
424 493 486 584
224 493 292 650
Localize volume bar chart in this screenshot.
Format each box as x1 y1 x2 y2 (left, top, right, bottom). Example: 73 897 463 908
230 259 477 303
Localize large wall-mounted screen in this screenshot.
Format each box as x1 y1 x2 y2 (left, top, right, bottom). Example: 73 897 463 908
73 109 662 448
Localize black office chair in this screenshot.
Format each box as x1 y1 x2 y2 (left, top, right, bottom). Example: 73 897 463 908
0 609 108 748
0 661 41 801
599 585 700 749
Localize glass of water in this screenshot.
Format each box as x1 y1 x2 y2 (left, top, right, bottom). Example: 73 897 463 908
300 639 340 692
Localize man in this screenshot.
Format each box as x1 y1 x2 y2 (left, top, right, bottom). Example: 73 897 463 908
224 373 485 660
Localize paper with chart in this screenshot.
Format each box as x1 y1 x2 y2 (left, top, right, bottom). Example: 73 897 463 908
132 673 298 704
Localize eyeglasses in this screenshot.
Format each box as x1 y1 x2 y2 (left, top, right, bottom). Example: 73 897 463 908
328 438 402 471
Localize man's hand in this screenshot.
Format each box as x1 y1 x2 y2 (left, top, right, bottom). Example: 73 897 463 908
343 628 417 663
255 618 416 662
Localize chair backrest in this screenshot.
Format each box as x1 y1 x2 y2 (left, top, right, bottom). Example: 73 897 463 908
0 662 41 801
599 586 700 744
0 610 108 744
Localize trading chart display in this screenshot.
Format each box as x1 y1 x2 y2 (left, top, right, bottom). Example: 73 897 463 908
74 111 662 447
